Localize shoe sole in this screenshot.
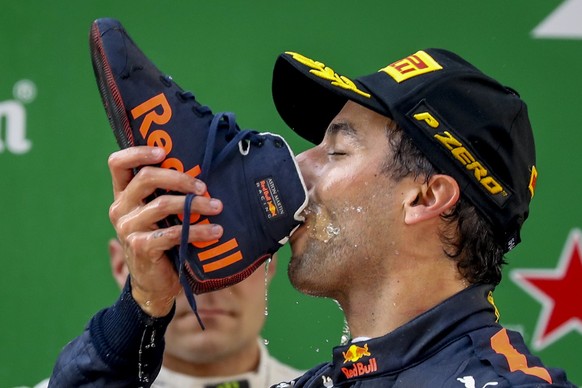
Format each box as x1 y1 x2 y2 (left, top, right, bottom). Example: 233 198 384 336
90 19 137 149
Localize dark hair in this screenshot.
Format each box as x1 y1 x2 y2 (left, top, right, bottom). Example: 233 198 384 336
382 121 506 285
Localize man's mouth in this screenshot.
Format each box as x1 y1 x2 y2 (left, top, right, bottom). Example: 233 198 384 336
290 207 314 241
197 308 232 318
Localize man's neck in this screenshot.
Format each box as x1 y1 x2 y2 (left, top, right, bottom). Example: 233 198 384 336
339 253 468 339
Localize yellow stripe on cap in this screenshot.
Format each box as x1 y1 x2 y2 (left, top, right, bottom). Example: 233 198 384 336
285 51 371 98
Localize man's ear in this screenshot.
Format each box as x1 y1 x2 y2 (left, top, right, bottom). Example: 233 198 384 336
109 238 129 289
404 175 460 225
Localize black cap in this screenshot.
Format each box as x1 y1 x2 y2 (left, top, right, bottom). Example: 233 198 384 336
272 49 538 252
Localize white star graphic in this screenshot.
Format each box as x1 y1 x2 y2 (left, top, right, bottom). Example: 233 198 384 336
532 0 582 39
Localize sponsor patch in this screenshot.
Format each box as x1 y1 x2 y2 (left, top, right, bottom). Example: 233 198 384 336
341 358 378 379
380 50 443 83
341 343 378 379
256 177 285 220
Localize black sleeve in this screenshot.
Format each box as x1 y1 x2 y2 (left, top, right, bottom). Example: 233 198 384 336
48 279 175 387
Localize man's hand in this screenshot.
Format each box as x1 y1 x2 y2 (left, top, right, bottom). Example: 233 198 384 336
107 146 224 317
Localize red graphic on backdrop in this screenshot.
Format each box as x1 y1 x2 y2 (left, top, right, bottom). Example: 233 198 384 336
511 228 582 350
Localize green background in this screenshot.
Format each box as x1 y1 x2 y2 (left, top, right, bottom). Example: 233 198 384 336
1 1 580 386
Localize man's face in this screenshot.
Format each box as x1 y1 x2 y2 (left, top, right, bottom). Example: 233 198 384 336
164 259 274 365
289 101 409 298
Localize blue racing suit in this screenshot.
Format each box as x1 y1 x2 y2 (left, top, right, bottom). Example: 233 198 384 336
49 283 576 387
274 285 576 387
49 280 173 387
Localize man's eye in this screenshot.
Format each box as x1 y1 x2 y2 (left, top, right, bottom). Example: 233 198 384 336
327 151 347 156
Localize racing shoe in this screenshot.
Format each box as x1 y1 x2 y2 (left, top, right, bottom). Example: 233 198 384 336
89 18 308 323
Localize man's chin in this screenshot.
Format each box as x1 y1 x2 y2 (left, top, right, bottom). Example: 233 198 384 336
287 256 318 296
169 329 235 352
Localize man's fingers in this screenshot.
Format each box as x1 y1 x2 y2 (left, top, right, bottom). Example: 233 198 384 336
109 146 209 201
126 223 224 258
150 223 224 246
123 166 206 205
113 195 222 236
107 146 210 226
106 146 226 318
126 227 181 260
108 146 166 197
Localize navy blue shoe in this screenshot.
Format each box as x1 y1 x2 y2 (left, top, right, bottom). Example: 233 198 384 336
90 18 307 324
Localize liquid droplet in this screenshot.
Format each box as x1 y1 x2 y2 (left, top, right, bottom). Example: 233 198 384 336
263 338 270 345
264 257 272 316
340 318 351 345
326 224 340 236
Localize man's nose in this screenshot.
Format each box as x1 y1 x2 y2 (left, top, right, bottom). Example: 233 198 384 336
296 148 318 191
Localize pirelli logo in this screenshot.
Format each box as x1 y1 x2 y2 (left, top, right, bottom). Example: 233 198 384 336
380 50 443 83
410 102 511 207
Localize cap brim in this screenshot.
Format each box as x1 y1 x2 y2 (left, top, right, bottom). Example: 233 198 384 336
272 52 386 144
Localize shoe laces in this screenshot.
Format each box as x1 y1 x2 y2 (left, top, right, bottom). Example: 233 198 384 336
177 106 265 329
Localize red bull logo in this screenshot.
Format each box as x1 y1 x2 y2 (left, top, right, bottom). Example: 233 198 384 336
341 343 378 379
342 344 371 363
260 179 278 217
256 177 285 220
341 358 378 379
267 201 277 217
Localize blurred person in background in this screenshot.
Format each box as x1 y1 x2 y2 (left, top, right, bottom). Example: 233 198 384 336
31 238 301 388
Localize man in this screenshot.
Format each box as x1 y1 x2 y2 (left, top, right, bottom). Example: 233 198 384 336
36 239 300 388
108 238 302 387
49 48 576 387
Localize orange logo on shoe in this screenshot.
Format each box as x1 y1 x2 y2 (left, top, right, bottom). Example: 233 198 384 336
131 92 243 273
342 344 371 363
196 237 243 273
380 50 443 83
